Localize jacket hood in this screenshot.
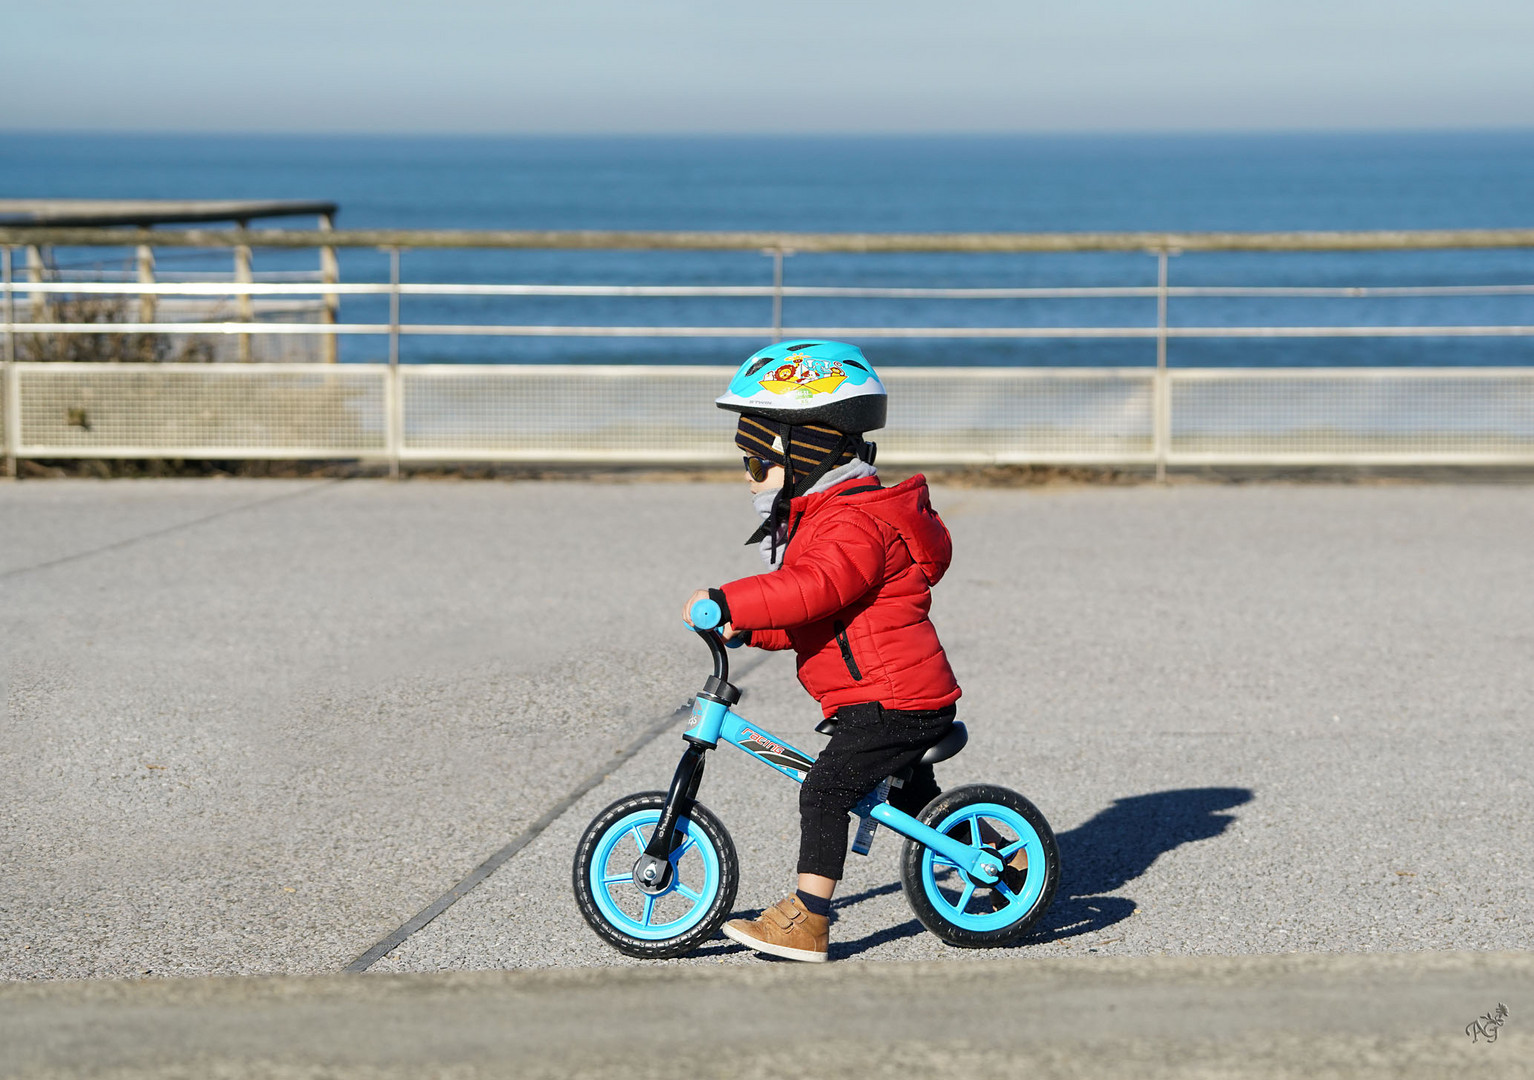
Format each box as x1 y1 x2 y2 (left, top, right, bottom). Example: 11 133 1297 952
796 473 952 586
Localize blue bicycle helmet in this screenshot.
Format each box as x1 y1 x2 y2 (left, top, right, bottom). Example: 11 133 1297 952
719 342 886 557
716 341 887 434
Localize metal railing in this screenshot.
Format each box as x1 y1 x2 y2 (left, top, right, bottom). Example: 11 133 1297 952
4 228 1534 475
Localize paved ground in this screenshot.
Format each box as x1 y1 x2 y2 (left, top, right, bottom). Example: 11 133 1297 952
4 952 1530 1079
2 478 1531 983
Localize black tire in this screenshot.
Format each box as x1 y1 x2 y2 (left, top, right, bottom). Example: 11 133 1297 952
898 783 1060 948
572 791 739 960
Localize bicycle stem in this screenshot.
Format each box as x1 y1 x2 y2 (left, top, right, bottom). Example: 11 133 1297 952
695 626 729 683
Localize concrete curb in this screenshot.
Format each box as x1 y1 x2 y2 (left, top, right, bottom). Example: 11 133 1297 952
6 951 1530 1078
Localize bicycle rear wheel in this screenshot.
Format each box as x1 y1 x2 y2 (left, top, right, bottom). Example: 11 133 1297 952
573 791 738 959
899 783 1059 948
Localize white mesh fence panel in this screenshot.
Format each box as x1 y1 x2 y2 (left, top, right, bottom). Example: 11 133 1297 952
881 370 1155 463
398 366 1159 464
400 366 734 461
15 363 388 457
1169 370 1534 461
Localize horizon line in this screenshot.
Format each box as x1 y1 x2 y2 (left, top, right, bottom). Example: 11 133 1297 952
4 126 1534 140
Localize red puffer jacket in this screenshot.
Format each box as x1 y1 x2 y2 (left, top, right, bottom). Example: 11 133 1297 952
720 474 961 718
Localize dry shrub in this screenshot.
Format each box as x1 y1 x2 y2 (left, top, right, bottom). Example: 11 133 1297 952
20 293 214 364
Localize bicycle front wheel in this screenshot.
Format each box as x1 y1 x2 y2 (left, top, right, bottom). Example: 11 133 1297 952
899 783 1060 948
572 791 738 959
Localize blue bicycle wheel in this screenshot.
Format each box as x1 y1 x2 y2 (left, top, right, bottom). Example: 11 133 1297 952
573 792 738 959
899 784 1060 947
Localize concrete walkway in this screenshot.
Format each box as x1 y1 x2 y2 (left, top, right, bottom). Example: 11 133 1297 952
4 951 1529 1078
3 479 1532 984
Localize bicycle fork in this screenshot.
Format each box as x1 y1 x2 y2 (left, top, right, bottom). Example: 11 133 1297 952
634 744 707 891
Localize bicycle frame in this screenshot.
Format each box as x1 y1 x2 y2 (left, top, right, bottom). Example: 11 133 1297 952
638 626 1003 888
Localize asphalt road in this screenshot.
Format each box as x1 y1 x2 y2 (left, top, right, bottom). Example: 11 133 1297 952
2 477 1531 981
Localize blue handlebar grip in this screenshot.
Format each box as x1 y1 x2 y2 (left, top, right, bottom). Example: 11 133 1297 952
688 597 723 631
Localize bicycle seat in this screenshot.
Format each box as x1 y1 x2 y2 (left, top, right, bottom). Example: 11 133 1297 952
918 721 967 765
813 717 968 765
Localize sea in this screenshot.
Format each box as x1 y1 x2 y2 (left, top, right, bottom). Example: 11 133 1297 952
3 131 1533 368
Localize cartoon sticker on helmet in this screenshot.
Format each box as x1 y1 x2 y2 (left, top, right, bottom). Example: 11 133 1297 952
757 353 847 398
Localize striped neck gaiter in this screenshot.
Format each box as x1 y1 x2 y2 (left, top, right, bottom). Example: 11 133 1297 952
734 416 858 479
735 416 865 560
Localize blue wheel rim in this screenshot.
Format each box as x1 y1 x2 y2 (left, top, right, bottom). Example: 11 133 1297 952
920 802 1047 933
589 809 720 941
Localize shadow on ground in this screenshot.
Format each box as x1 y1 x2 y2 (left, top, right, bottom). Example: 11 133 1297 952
825 786 1253 959
1033 785 1254 945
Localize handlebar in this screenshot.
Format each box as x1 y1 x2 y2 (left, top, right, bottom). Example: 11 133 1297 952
687 599 743 647
688 598 723 631
685 599 735 682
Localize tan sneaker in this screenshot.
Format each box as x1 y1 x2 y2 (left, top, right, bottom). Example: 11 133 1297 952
992 848 1029 912
721 896 829 962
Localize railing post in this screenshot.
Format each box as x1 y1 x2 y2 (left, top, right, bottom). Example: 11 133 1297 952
387 246 401 369
2 360 16 481
319 212 339 364
2 246 13 365
234 220 253 362
25 245 47 326
384 360 402 481
136 244 156 326
387 246 401 479
1154 248 1171 483
768 247 784 340
3 246 15 478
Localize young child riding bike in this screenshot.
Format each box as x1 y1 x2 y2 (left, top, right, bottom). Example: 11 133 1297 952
682 340 1025 962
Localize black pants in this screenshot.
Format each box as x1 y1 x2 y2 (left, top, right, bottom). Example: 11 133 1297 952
798 702 956 880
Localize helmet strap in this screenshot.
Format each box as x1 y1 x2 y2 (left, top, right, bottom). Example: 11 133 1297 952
766 425 798 562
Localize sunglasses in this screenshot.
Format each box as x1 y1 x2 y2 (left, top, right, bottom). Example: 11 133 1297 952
742 455 775 482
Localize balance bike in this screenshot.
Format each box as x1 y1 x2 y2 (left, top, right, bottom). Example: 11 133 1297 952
572 598 1059 959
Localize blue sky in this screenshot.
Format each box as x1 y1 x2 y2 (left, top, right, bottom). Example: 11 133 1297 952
6 0 1533 134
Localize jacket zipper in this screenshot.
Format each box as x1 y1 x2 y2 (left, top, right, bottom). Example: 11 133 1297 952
833 620 862 680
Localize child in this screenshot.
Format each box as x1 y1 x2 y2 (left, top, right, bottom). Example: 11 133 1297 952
682 340 1018 963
